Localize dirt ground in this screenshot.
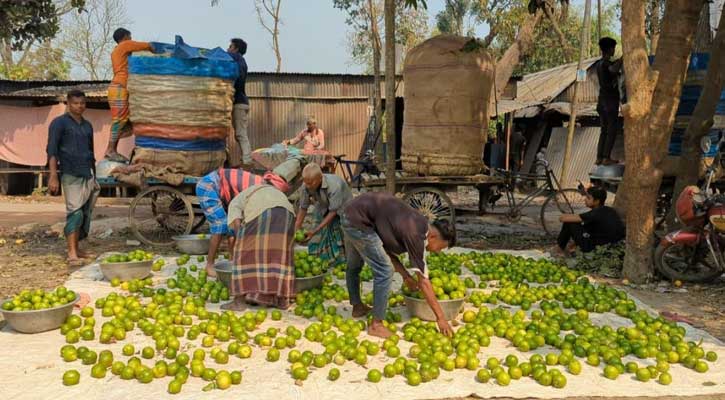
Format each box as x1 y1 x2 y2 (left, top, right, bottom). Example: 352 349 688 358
1 192 724 344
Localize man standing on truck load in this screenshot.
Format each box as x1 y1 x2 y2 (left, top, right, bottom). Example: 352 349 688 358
47 90 100 266
104 28 157 162
341 192 456 338
227 38 252 167
595 37 623 166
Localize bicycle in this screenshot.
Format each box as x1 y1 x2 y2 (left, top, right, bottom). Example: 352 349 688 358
489 159 589 236
333 150 380 189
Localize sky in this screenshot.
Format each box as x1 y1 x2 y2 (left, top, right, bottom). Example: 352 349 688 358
67 0 601 78
118 0 493 75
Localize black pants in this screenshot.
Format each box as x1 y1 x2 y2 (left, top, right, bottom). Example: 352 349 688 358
557 222 594 253
597 106 620 160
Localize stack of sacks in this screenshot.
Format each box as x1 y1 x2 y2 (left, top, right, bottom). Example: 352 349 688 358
126 35 238 181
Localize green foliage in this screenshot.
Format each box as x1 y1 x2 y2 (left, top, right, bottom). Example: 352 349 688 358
0 41 70 80
573 242 625 278
435 0 481 37
487 1 620 75
0 0 85 50
337 0 428 73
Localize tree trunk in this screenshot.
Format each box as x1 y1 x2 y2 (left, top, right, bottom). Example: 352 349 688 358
368 0 383 149
494 10 543 99
669 9 725 225
384 0 396 193
619 0 704 283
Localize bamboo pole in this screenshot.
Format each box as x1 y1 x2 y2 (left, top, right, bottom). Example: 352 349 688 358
561 0 593 187
597 0 602 40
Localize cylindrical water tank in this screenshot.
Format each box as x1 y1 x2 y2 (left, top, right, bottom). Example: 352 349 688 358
401 35 494 176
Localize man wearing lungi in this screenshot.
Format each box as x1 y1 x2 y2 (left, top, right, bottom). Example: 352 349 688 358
47 90 100 266
224 184 296 310
196 169 290 277
104 27 153 162
341 192 456 338
294 163 351 266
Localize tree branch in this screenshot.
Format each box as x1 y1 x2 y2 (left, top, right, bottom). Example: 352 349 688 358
16 39 36 67
542 5 575 58
482 26 498 47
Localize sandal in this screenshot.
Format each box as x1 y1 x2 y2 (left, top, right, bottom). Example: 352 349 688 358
67 258 85 268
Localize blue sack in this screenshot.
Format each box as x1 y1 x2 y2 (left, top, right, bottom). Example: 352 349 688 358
129 35 239 80
135 136 226 152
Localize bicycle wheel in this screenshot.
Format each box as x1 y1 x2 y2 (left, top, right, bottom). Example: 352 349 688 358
540 189 588 237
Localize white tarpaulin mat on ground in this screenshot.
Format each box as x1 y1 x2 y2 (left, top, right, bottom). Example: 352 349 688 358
1 248 725 400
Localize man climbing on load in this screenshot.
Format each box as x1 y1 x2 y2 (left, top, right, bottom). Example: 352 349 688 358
341 192 457 338
227 38 252 167
104 28 154 162
595 37 624 166
553 186 625 257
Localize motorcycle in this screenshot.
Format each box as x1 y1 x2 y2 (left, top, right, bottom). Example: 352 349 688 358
654 134 725 282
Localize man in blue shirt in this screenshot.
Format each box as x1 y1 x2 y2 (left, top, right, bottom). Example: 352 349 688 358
47 90 100 266
228 38 251 166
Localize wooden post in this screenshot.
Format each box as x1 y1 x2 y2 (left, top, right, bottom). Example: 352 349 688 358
504 114 513 170
384 0 397 193
561 0 593 187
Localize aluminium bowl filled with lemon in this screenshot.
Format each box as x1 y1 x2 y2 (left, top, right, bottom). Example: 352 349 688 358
99 250 154 282
1 287 80 333
294 251 329 291
173 234 211 255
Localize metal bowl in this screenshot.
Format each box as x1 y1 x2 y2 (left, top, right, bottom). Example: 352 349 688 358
173 235 211 255
404 295 465 321
1 293 80 333
295 273 327 292
99 260 152 281
214 260 233 288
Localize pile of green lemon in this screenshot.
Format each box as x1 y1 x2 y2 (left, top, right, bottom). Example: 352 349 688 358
103 250 154 263
2 286 77 311
51 249 720 394
294 251 328 278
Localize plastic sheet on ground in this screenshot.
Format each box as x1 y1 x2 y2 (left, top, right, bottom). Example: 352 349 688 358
1 248 725 400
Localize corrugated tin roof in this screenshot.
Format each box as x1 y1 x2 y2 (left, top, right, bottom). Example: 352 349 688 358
0 73 405 100
515 58 599 104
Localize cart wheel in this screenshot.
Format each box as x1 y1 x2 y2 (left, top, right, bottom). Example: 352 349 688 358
190 200 208 234
403 187 455 225
129 186 194 246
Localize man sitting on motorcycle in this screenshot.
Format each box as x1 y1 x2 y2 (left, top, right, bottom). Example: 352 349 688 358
553 186 625 257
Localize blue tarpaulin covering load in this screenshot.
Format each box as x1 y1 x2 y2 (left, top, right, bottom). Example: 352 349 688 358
129 36 239 80
123 35 237 182
650 53 725 157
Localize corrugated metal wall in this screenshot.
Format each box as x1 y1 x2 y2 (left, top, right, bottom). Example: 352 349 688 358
226 73 386 166
546 126 600 188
